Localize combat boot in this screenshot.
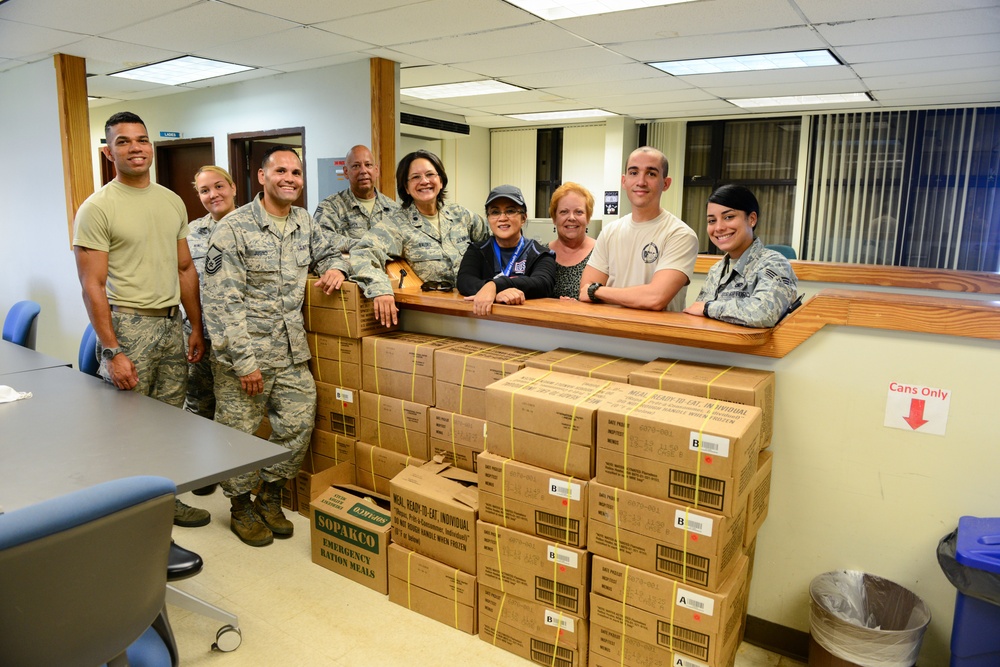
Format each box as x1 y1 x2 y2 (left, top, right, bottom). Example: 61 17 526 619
174 498 211 527
253 479 294 537
230 493 273 547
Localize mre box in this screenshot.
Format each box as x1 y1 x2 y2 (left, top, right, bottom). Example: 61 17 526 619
629 358 775 447
303 280 395 338
429 409 487 473
525 348 646 384
315 382 360 438
390 462 479 575
478 452 589 548
388 543 477 635
359 391 430 460
588 480 746 592
745 449 773 548
310 484 392 594
354 440 425 497
479 585 589 667
362 332 463 403
478 521 590 617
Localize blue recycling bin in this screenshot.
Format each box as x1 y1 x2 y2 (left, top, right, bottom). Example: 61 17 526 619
950 516 1000 667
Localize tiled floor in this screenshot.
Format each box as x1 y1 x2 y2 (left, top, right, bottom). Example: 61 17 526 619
168 490 805 666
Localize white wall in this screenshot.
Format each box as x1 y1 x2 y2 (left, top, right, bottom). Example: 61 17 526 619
0 58 88 364
88 62 373 214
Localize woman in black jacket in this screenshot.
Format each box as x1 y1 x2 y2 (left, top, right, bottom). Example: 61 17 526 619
457 185 556 316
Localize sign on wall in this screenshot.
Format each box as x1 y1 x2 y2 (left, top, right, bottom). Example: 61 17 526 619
884 381 951 436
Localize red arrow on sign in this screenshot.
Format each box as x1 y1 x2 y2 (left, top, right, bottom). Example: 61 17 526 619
903 398 929 430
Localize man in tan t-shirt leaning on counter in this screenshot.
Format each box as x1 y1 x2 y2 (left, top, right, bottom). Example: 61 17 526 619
579 146 698 311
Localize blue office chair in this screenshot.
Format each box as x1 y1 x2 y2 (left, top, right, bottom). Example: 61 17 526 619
765 244 797 260
2 299 41 349
0 475 179 667
79 323 100 376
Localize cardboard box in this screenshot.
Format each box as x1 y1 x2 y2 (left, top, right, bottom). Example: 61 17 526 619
744 449 772 548
310 430 356 465
434 380 487 419
315 382 360 437
310 483 393 594
596 386 762 480
255 415 272 439
303 280 396 338
478 452 588 548
429 409 487 473
355 440 425 497
307 331 363 365
484 368 634 447
591 554 750 654
435 340 541 389
629 359 775 447
479 585 589 667
310 356 362 390
486 421 595 479
525 348 646 384
478 521 590 617
362 331 460 374
589 618 740 667
390 462 479 574
296 448 356 516
587 481 746 592
358 391 430 459
388 543 478 634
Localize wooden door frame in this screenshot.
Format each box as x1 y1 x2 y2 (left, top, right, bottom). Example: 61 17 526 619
228 127 306 207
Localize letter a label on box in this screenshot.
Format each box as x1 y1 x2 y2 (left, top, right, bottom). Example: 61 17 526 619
884 382 951 436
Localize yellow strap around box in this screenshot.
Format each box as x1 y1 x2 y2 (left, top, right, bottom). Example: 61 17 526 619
681 507 691 585
491 592 508 645
549 610 564 667
619 564 630 667
563 381 610 475
655 359 681 390
452 568 460 629
494 524 504 591
547 350 582 370
339 288 350 336
368 444 377 492
507 370 550 459
500 458 511 528
373 338 381 394
311 333 322 382
586 356 622 378
449 414 459 469
692 401 722 508
621 393 656 492
400 396 412 458
705 365 733 399
669 578 679 650
459 344 501 413
613 487 622 562
406 550 414 610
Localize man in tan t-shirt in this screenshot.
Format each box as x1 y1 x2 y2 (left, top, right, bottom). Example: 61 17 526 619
579 146 698 311
73 110 210 527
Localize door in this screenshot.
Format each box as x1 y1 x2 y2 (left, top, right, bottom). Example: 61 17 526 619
154 138 215 221
229 128 306 210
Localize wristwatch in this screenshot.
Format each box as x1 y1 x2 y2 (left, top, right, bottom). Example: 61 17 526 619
703 301 712 317
101 346 122 361
587 282 603 303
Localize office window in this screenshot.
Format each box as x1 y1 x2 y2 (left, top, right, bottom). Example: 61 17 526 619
681 119 801 253
805 108 1000 271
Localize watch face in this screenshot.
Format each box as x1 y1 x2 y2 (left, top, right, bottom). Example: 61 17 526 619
102 347 117 360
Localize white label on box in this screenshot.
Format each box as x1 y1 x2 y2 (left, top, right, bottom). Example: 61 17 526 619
544 610 575 632
676 587 715 616
548 478 581 501
672 655 709 667
547 545 579 569
674 509 713 537
335 388 354 403
689 432 729 457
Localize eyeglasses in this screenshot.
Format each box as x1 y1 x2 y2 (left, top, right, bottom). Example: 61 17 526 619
487 208 524 218
407 171 439 184
420 281 454 292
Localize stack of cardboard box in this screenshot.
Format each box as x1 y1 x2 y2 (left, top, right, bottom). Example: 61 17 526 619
431 341 540 472
525 348 646 383
585 366 772 667
477 368 637 666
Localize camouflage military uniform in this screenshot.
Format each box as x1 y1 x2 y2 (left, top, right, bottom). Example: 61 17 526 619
183 212 216 418
347 203 489 297
202 193 343 496
104 310 186 406
697 237 798 327
313 188 399 253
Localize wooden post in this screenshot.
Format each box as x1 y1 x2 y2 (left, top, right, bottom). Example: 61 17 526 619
370 57 398 199
55 53 94 247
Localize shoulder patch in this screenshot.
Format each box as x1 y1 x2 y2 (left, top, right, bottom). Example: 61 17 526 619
205 244 224 275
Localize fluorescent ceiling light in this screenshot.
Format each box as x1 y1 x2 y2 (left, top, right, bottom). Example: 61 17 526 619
110 56 253 86
507 109 616 122
507 0 696 20
402 80 525 99
728 93 872 109
651 50 839 76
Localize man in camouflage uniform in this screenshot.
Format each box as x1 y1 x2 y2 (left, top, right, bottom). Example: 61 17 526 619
313 145 399 252
73 110 210 527
202 146 347 547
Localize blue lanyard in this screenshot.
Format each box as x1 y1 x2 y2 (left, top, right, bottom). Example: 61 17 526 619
492 236 525 277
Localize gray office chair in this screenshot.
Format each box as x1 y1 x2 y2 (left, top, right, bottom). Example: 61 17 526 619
0 475 178 667
3 299 41 349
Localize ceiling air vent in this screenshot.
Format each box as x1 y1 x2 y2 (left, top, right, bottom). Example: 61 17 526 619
401 112 470 136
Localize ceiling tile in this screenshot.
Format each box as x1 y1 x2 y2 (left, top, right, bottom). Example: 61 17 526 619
816 7 1000 46
452 46 631 79
222 0 426 25
0 0 194 35
0 19 83 60
392 23 591 63
609 26 823 62
197 26 372 67
504 63 664 89
793 0 998 24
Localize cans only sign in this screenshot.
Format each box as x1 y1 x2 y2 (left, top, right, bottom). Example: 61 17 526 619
884 382 951 436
